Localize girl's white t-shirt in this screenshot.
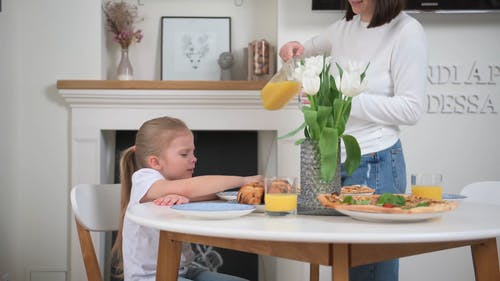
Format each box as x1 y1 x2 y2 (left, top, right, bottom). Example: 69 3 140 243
123 168 195 281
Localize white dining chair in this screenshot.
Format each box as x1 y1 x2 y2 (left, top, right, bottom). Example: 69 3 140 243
460 181 500 204
461 180 500 279
70 183 121 281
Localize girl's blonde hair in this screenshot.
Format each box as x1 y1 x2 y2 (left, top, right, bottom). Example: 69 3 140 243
111 116 190 276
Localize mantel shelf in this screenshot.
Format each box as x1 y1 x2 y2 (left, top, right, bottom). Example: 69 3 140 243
56 80 267 91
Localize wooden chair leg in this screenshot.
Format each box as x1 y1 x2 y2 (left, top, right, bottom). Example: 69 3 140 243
310 263 320 281
75 218 103 281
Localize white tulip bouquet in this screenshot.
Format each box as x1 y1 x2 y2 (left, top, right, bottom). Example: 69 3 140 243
286 55 369 182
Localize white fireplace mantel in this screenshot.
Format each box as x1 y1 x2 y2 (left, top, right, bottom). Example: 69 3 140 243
58 80 305 281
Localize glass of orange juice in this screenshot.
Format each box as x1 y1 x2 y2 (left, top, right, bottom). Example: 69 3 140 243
264 177 298 216
411 173 443 200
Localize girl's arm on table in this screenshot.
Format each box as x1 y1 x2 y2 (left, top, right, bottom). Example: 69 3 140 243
141 175 262 203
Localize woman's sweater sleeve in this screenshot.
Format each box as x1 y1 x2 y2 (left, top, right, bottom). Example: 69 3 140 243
351 21 428 126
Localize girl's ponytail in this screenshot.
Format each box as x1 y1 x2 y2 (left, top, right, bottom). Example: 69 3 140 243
111 146 137 277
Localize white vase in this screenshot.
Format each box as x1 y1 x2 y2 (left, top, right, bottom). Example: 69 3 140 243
117 47 133 80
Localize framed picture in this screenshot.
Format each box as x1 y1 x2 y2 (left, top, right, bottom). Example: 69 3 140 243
161 16 231 80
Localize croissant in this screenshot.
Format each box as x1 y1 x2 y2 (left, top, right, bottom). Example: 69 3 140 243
237 182 264 204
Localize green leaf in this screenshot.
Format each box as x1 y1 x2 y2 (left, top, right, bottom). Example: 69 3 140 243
342 134 361 175
303 108 320 140
294 138 306 145
333 99 344 131
376 193 406 206
330 75 340 102
278 122 306 140
316 106 332 133
336 62 344 78
319 127 339 182
361 62 370 82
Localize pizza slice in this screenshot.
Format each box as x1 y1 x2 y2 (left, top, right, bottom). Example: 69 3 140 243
341 185 375 195
317 192 457 214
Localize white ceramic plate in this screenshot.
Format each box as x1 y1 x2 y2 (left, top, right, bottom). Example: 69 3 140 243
336 209 449 223
216 191 238 201
253 204 265 213
171 202 255 219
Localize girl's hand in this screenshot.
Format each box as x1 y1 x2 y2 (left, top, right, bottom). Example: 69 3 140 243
279 41 304 62
154 194 190 206
243 175 264 186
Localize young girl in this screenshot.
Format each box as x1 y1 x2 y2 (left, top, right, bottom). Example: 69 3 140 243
112 116 262 281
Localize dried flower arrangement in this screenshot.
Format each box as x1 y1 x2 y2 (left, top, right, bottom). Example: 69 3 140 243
103 0 143 49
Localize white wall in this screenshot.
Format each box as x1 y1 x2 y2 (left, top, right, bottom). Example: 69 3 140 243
1 0 102 280
0 1 21 280
0 0 498 280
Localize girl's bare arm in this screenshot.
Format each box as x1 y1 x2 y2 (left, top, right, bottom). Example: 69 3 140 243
141 175 263 203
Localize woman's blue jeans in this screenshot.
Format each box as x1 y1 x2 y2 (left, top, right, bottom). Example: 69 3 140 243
341 139 406 281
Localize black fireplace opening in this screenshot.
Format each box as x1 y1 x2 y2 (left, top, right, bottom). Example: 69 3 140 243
111 130 259 281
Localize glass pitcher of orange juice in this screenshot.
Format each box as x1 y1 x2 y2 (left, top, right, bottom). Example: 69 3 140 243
260 58 301 110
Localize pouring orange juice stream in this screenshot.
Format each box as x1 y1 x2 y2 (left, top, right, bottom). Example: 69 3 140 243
261 57 302 110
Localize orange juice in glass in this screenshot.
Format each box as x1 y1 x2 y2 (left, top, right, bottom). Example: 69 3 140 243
264 177 298 216
411 173 443 200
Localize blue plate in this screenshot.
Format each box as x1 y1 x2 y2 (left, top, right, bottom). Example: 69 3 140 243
171 202 255 219
442 193 467 200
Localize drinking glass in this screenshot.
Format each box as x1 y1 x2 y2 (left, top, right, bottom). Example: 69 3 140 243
264 177 298 216
411 173 443 200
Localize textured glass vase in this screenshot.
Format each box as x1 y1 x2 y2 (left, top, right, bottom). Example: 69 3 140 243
298 139 342 215
117 47 133 80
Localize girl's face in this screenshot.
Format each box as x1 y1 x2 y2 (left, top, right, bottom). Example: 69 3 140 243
156 131 197 180
348 0 375 22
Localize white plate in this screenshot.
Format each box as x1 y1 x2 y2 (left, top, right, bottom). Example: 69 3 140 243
216 191 238 201
171 202 255 219
253 204 265 213
336 209 449 223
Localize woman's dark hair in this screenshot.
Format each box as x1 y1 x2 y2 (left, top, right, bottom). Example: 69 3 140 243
345 0 405 28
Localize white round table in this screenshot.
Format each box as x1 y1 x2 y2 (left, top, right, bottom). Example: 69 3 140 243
126 201 500 281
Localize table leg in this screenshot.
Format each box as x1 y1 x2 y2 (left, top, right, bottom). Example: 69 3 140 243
156 231 182 281
471 238 500 281
331 244 349 281
310 263 319 281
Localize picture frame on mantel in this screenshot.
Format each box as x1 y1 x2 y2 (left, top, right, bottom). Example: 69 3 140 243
161 16 231 80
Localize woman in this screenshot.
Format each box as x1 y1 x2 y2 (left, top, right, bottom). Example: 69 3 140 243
279 0 428 280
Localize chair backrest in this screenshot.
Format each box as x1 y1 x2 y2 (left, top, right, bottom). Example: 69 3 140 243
460 181 500 205
70 183 121 281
